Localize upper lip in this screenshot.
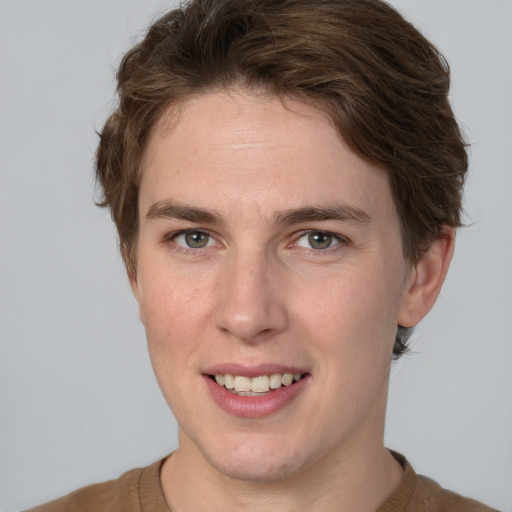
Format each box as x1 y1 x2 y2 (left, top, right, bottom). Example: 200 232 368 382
203 363 308 377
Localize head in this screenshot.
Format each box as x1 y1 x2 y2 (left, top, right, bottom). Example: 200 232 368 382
96 0 467 356
95 0 467 482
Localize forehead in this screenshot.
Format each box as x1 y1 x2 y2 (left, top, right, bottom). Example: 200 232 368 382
149 90 341 169
140 89 396 224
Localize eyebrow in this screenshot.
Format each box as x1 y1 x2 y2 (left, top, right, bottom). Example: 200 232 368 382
146 201 223 224
274 204 371 226
145 200 370 226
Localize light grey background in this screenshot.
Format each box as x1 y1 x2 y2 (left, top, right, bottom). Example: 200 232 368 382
1 1 511 510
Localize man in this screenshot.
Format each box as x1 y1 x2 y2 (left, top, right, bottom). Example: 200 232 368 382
27 0 498 510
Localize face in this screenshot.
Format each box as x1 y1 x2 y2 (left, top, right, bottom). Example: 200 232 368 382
132 90 414 482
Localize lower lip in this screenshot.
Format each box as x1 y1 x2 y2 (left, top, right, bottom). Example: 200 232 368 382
204 375 310 418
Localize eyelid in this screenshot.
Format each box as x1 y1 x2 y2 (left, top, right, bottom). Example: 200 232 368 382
166 228 218 249
291 229 349 250
163 228 348 251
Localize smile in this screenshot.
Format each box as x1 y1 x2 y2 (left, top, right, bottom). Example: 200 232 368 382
204 370 310 417
213 373 304 395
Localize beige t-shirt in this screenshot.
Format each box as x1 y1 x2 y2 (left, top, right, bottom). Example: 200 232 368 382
25 453 498 512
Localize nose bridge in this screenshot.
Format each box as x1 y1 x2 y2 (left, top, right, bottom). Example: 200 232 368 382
215 246 288 341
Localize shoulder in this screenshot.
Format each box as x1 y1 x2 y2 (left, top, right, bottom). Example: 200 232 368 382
24 459 164 512
413 474 499 512
379 452 499 512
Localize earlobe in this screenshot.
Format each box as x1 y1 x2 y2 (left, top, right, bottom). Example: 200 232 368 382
398 227 456 328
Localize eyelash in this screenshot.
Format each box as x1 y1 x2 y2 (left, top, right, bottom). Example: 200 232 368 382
291 230 349 252
164 229 349 253
165 229 218 254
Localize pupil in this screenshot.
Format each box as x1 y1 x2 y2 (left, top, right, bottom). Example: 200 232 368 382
185 232 208 248
309 232 331 249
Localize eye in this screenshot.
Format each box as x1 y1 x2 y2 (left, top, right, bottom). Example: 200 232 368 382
172 230 215 249
295 231 342 250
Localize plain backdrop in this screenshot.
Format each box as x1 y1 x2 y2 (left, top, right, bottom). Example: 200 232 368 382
1 1 511 510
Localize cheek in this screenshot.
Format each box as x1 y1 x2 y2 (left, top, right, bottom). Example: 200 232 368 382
299 268 400 345
137 273 209 412
294 265 403 398
136 264 214 365
138 258 211 320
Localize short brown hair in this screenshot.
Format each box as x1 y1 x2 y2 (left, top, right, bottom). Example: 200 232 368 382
95 0 468 357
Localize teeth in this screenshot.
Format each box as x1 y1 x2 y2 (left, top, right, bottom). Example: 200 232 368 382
224 374 235 389
251 375 270 393
269 373 282 389
233 376 251 392
213 372 304 394
281 373 293 386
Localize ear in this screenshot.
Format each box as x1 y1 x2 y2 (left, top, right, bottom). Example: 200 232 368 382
398 227 455 328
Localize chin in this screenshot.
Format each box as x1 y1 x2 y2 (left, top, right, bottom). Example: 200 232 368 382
209 453 301 483
198 433 313 483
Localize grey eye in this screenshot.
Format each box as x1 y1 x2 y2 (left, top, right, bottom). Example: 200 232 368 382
185 231 209 248
308 232 333 249
174 231 213 248
295 231 339 250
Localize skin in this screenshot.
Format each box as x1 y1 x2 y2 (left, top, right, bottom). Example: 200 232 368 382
131 89 454 512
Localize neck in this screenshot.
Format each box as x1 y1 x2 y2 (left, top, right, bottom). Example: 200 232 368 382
160 429 403 512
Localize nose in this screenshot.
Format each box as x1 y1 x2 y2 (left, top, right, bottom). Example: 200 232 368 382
214 250 289 342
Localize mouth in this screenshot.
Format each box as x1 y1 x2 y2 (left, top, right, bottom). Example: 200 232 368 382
204 368 310 417
209 372 306 396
